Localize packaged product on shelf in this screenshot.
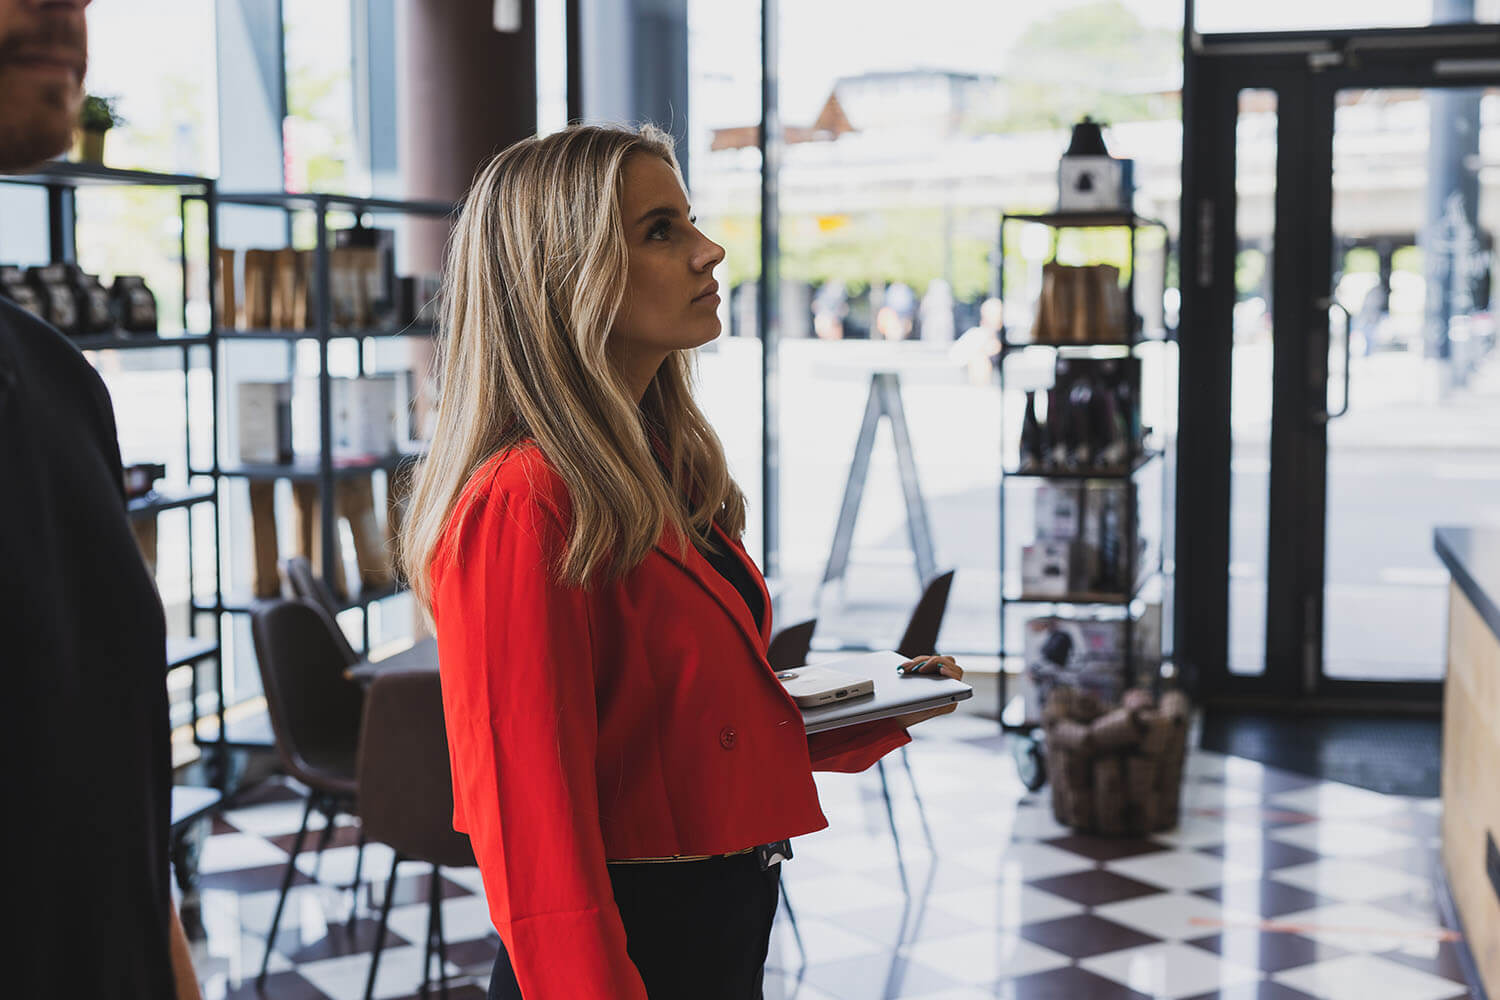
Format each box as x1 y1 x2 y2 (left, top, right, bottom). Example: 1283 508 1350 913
0 265 45 318
1035 482 1082 540
122 462 166 500
241 249 274 329
269 248 299 330
236 380 294 465
329 247 360 329
109 275 158 334
65 265 114 334
335 225 395 328
296 375 404 460
1021 540 1074 598
1080 482 1128 594
1021 606 1161 720
24 264 80 335
213 248 236 329
292 250 315 329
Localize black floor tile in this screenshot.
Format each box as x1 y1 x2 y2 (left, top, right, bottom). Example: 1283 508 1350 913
1196 839 1324 871
1194 880 1332 918
1043 834 1170 862
271 916 408 964
1186 928 1351 973
199 862 315 894
994 964 1152 999
1180 983 1322 1000
1026 869 1166 906
1017 913 1161 959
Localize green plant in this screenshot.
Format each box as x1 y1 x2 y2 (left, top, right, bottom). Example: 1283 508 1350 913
80 94 126 133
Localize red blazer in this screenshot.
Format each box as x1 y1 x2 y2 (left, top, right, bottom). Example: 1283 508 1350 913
431 445 910 999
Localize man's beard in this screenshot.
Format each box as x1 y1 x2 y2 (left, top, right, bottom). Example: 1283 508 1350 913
0 79 79 172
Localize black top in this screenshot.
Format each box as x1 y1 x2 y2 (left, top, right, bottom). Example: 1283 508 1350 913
1435 526 1500 643
694 530 765 631
0 299 173 997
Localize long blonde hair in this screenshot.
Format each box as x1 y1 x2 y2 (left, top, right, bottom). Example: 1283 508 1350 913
400 123 747 612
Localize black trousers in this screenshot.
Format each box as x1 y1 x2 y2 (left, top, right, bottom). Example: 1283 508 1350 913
487 853 782 1000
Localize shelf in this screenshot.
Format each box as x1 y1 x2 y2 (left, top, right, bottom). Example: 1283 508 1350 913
1004 568 1158 607
0 161 214 190
200 580 408 616
72 331 212 352
128 487 216 520
218 324 434 342
1001 210 1167 230
213 189 454 217
1000 336 1171 353
166 636 219 671
207 450 425 482
1004 450 1162 481
194 707 275 750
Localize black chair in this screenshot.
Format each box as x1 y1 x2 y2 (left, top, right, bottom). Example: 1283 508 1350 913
877 570 956 886
767 618 817 670
249 598 369 986
358 669 477 1000
282 554 360 667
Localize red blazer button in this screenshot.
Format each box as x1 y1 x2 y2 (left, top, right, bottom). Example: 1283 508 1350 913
719 727 737 749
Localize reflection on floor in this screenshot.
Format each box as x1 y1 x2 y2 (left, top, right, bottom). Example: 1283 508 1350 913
181 713 1473 1000
1200 710 1443 798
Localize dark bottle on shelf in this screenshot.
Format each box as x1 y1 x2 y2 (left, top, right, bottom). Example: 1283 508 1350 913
1046 387 1069 471
1020 391 1043 472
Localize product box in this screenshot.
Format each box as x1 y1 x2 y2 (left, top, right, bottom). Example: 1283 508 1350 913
1058 155 1134 213
1021 604 1162 720
1035 482 1082 540
237 380 294 465
1021 540 1074 598
1080 483 1136 595
295 375 404 461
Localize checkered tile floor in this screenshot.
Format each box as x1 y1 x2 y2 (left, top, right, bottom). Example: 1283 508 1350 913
180 713 1476 999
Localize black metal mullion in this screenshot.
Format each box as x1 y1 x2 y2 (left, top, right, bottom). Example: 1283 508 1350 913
759 0 781 580
315 200 337 602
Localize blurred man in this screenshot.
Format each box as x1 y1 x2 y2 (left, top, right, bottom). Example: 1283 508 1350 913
0 1 200 996
951 297 1004 384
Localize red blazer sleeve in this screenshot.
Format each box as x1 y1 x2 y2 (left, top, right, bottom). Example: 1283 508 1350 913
807 718 912 773
434 487 648 1000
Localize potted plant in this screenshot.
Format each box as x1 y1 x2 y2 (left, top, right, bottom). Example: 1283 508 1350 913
75 94 124 164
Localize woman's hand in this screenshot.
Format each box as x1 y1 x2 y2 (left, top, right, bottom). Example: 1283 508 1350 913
890 654 964 730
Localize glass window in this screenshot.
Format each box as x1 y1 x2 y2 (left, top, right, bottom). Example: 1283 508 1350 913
1195 0 1500 34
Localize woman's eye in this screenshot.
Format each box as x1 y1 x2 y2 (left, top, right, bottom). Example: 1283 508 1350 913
648 220 671 241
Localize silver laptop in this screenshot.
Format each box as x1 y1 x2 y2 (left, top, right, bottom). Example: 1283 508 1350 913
794 650 973 735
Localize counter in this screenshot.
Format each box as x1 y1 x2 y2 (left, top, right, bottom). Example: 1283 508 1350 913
1435 526 1500 996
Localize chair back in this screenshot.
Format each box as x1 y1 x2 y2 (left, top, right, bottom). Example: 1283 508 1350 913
357 669 475 869
896 570 956 659
249 598 365 794
282 555 359 666
767 618 817 670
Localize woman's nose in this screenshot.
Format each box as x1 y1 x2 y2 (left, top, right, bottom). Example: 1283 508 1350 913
693 236 725 273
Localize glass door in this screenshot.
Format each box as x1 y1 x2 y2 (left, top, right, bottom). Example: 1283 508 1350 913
1315 84 1500 692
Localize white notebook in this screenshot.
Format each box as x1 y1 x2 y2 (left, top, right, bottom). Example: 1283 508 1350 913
788 650 973 735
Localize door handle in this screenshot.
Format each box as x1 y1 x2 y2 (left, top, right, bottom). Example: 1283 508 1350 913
1312 299 1352 424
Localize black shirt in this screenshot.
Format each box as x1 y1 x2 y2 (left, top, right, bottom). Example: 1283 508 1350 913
0 299 173 997
694 531 765 631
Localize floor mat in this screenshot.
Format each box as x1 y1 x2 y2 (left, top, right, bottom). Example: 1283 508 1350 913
1199 709 1442 797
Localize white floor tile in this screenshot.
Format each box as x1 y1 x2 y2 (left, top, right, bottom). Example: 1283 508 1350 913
297 944 458 1000
1151 815 1264 850
292 842 397 886
777 872 909 917
1105 849 1261 891
1269 784 1407 821
384 894 495 948
222 799 332 839
903 931 1069 984
1270 857 1433 903
952 841 1097 882
1268 820 1418 859
198 833 288 874
771 916 887 964
1273 902 1450 953
1006 804 1073 840
1094 891 1254 942
1273 953 1470 1000
924 883 1083 930
1081 942 1263 999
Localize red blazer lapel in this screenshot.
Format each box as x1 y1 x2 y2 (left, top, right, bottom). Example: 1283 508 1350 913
653 523 770 657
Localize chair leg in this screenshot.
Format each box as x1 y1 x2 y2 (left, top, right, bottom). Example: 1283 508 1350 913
778 880 807 969
898 746 936 852
364 852 402 1000
258 794 316 986
876 760 910 895
432 865 451 999
309 797 337 882
347 825 368 927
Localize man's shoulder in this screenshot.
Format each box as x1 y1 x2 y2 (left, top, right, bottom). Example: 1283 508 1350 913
0 297 98 384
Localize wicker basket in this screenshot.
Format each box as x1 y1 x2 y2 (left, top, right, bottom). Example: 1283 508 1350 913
1042 687 1190 836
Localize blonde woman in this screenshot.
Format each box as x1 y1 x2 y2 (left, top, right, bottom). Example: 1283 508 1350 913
401 123 963 1000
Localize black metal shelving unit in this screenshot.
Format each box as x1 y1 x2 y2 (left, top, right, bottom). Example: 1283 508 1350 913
179 188 452 753
995 210 1173 737
0 161 227 779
